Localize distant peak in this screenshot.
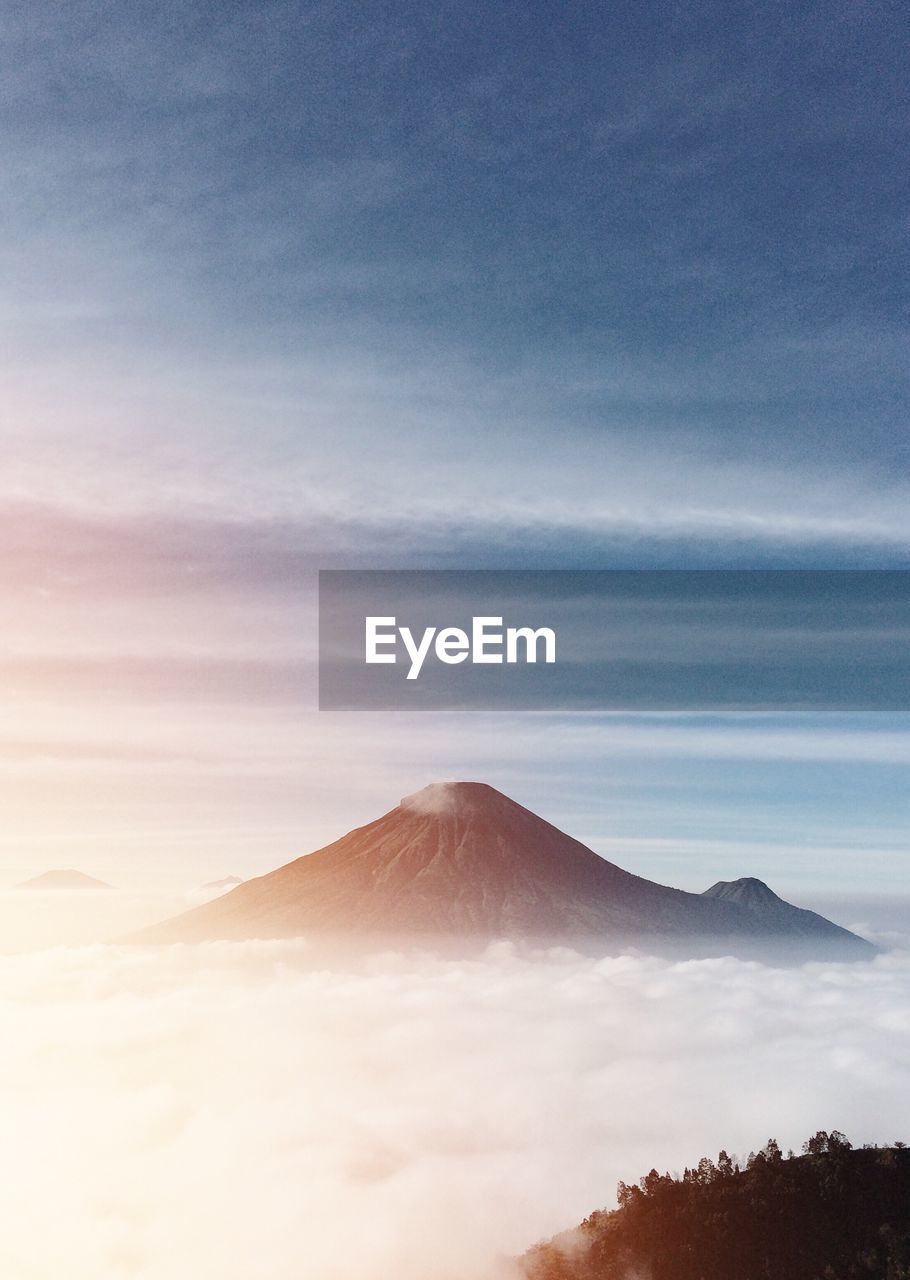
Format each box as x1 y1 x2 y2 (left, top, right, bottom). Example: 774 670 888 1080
703 877 783 907
16 869 112 890
200 876 244 891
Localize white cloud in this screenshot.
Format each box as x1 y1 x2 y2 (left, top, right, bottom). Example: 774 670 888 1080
0 941 907 1279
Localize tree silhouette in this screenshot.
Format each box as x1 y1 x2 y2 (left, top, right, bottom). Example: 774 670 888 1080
522 1134 910 1280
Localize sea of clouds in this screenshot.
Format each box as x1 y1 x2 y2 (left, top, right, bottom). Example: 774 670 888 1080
1 940 908 1280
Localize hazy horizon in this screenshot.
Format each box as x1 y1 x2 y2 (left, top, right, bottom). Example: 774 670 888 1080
1 771 907 956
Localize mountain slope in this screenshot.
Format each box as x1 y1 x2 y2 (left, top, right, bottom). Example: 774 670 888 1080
131 782 872 957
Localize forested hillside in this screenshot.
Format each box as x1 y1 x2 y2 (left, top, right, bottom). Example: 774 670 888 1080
521 1132 910 1280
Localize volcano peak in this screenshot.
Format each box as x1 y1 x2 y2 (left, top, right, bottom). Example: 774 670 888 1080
400 781 513 815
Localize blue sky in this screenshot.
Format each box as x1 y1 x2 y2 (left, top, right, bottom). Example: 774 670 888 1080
4 0 908 552
0 0 907 897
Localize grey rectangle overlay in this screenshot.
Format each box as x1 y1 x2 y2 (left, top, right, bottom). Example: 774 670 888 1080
318 570 910 711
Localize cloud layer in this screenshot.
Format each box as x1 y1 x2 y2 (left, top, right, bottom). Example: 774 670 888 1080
1 941 908 1280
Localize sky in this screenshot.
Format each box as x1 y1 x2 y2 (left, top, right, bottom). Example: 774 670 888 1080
0 0 907 902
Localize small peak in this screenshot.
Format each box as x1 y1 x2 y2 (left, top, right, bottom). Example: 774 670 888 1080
703 877 782 907
200 876 244 892
17 869 112 890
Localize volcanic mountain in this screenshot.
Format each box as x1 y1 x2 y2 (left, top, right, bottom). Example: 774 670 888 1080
132 782 873 958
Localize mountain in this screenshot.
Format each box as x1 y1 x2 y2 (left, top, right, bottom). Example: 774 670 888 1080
17 869 112 890
199 876 244 892
131 782 872 957
701 876 859 938
705 875 785 909
520 1133 910 1280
